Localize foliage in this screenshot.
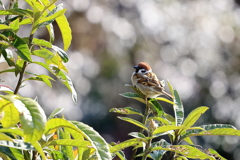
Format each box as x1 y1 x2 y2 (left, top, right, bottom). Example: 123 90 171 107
109 81 240 160
0 0 111 159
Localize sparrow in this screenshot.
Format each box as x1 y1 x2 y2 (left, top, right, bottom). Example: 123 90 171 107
131 62 173 99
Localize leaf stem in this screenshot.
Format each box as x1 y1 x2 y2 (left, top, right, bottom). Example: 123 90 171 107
130 99 151 160
14 33 34 94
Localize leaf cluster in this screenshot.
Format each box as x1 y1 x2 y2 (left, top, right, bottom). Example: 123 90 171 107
110 82 240 160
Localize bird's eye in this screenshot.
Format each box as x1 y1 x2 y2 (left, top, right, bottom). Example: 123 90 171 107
141 70 146 73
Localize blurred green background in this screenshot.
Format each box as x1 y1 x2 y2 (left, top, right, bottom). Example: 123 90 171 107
1 0 240 159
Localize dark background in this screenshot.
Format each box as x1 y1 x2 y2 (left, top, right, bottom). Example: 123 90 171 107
1 0 240 159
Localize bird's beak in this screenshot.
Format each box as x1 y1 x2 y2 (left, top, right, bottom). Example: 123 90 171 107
134 66 139 72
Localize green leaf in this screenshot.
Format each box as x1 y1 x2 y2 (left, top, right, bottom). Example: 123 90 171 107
124 84 145 98
168 81 184 126
148 117 171 125
0 24 11 30
119 92 145 103
151 145 215 160
128 132 146 139
46 23 54 43
0 146 18 160
45 118 111 160
181 124 237 140
0 127 24 137
24 73 55 87
153 125 183 135
39 9 66 25
32 38 52 48
1 49 15 67
0 9 33 17
179 107 209 134
109 107 143 117
9 18 20 32
32 48 53 59
9 148 24 160
48 108 64 120
71 121 112 160
115 150 127 160
58 128 74 160
52 45 68 63
149 99 164 117
207 148 226 160
2 31 32 62
0 95 47 142
55 14 72 51
31 141 47 160
46 139 91 148
0 133 14 141
0 139 34 150
1 103 20 127
15 97 46 142
0 68 15 74
118 116 148 131
149 140 170 160
110 138 142 153
33 62 77 103
155 97 176 105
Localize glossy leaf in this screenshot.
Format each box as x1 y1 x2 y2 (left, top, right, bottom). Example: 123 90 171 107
24 74 55 87
52 45 68 62
0 85 14 94
149 99 164 117
0 24 11 30
48 108 64 120
0 133 14 141
31 141 47 160
149 140 170 160
0 146 17 160
0 139 34 150
119 92 145 104
55 15 72 51
179 107 209 134
9 18 20 32
46 23 54 43
32 48 53 59
0 127 24 137
168 81 184 126
181 124 237 140
207 148 226 160
116 150 127 160
148 117 171 125
2 31 32 62
2 95 48 142
124 84 145 98
153 125 183 135
151 145 215 160
110 138 142 153
46 139 91 148
33 62 77 103
109 107 143 117
1 103 20 127
118 116 148 131
71 121 112 160
1 49 15 67
45 118 111 160
9 148 24 160
128 132 146 139
155 97 176 105
0 9 33 17
58 128 74 160
32 38 52 48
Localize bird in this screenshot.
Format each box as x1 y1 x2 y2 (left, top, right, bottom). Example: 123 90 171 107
131 62 173 99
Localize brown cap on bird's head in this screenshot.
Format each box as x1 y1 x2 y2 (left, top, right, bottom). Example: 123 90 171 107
134 62 152 72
